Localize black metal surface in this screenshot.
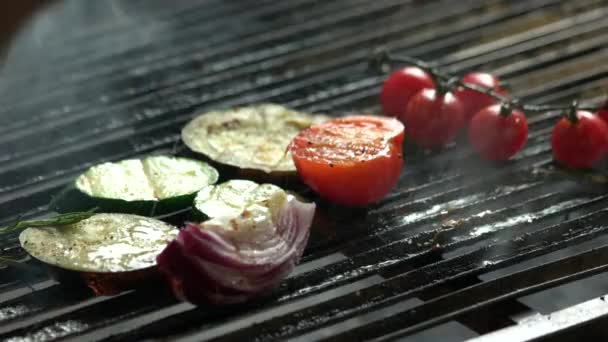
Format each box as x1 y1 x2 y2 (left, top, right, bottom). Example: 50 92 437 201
1 0 608 341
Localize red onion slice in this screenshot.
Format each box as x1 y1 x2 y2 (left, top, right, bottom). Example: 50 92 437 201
157 194 315 305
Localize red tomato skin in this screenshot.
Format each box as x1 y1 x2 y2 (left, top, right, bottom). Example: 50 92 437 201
289 116 404 207
597 100 608 124
292 145 403 206
551 111 608 169
401 88 465 148
468 105 528 161
454 72 507 122
380 67 434 117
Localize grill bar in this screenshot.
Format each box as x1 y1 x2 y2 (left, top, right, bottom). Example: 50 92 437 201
470 297 608 341
0 73 600 248
0 0 598 209
0 9 600 184
60 166 604 340
12 0 232 49
160 209 608 342
0 0 499 131
0 71 600 288
341 246 608 341
447 21 608 73
0 0 411 101
0 0 569 129
1 1 607 341
1 0 323 84
0 76 592 244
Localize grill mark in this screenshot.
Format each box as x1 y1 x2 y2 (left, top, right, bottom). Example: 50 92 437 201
0 1 592 194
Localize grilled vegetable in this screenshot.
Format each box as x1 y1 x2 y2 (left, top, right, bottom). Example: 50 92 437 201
380 67 434 117
181 103 328 182
157 179 315 305
192 179 284 221
51 156 219 216
19 213 177 294
402 88 465 148
468 105 528 162
551 110 608 169
289 115 405 206
454 72 508 122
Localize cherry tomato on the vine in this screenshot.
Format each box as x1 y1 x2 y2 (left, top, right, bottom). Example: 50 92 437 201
454 72 508 122
551 110 608 169
401 88 465 148
289 115 404 207
468 105 528 161
380 67 434 117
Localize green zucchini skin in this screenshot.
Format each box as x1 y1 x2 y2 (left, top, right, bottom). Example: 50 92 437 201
191 193 210 222
50 183 199 216
50 156 219 216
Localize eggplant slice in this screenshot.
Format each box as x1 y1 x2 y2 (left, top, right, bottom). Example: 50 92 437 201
181 103 328 182
19 213 178 294
51 156 219 216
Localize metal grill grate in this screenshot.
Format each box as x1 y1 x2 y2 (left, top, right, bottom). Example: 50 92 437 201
1 0 608 341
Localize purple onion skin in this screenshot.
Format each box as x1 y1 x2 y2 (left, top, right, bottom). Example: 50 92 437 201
157 196 315 305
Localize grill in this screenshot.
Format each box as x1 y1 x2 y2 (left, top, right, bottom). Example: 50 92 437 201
1 0 608 340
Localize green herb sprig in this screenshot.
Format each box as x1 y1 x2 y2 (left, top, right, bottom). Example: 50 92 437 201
0 209 97 235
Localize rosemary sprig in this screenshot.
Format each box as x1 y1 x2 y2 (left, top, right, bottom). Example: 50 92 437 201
0 209 97 234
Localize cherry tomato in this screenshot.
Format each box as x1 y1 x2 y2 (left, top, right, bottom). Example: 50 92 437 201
289 115 404 206
551 110 608 169
454 72 508 122
380 67 434 117
401 88 465 148
468 105 528 161
596 100 608 124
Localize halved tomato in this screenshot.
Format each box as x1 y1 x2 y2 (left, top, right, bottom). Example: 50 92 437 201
289 115 404 206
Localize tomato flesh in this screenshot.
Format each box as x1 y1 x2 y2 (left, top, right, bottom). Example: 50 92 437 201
289 116 404 206
551 111 608 169
380 67 434 117
401 88 465 148
454 72 507 122
468 105 528 161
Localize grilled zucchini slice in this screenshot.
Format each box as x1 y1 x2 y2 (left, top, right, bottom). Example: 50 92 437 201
19 213 177 273
51 156 219 216
181 103 328 182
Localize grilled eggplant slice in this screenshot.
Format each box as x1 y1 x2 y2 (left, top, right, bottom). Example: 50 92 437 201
51 156 219 216
181 103 328 183
19 213 177 294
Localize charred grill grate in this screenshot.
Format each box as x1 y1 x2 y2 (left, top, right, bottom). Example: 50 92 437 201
1 0 608 341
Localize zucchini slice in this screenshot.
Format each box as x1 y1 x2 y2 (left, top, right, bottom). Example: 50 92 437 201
193 179 286 221
51 156 219 216
181 104 328 180
19 213 177 273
